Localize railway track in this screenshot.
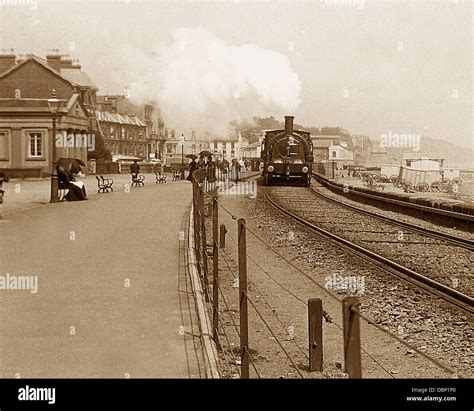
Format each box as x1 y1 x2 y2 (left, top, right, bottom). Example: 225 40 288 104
309 184 474 251
264 185 474 314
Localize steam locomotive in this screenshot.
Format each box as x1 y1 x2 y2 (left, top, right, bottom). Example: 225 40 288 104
261 116 314 186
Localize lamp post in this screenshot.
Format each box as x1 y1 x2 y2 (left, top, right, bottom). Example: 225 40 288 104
48 89 60 203
180 133 185 179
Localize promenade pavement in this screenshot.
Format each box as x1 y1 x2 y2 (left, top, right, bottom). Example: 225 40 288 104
0 179 204 378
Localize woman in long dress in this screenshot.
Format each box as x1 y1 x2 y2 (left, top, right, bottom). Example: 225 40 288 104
186 160 198 182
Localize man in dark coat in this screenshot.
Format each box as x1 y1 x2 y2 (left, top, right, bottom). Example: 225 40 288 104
130 160 140 175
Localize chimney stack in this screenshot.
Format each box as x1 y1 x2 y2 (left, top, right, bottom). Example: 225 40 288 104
71 59 81 69
0 49 16 74
46 51 61 71
46 50 74 71
284 116 294 134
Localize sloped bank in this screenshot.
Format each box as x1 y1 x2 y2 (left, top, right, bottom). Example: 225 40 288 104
313 173 474 232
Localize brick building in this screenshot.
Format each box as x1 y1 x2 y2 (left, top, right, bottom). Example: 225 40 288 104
97 95 164 159
96 110 147 157
0 52 97 177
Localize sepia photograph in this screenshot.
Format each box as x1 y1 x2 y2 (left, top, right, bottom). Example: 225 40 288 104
0 0 472 408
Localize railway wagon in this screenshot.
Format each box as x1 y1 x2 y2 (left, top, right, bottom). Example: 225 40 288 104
400 167 440 188
261 116 314 186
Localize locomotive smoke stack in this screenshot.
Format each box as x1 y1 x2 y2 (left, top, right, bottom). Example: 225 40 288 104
284 116 294 134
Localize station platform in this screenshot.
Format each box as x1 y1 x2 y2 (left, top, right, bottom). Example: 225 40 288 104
0 180 204 378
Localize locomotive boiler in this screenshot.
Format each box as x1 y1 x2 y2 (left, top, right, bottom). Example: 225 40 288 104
261 116 314 186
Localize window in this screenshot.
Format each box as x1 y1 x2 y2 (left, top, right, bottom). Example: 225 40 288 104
167 145 172 154
110 127 114 138
332 150 337 158
121 127 125 139
0 131 8 160
28 132 43 158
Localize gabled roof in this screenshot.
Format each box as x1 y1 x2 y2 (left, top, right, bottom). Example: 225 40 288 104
0 54 97 90
64 93 89 118
0 54 73 85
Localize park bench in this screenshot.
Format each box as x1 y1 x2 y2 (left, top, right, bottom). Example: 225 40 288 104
155 172 167 184
172 169 182 181
131 174 145 187
96 175 114 193
58 174 71 201
58 183 69 201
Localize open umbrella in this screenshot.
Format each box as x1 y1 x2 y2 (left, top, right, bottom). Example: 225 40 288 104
199 150 212 157
185 154 197 160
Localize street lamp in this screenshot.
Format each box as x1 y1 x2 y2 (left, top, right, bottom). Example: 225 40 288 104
180 133 185 179
48 89 60 203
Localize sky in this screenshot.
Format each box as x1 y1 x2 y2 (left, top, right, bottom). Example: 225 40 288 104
0 0 472 148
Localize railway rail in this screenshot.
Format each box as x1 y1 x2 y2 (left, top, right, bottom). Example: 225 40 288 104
309 183 474 251
312 172 474 224
264 185 474 314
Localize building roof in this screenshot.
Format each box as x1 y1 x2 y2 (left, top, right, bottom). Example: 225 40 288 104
0 54 98 90
97 110 146 127
60 68 97 89
311 139 335 148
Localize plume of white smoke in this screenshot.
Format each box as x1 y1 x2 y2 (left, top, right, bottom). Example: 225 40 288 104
119 27 301 137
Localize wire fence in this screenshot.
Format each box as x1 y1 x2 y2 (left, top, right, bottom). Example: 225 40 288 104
190 169 463 379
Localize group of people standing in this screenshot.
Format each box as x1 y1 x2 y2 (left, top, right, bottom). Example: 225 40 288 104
186 155 251 183
186 155 216 182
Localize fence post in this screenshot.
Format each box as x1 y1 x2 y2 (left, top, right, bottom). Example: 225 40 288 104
193 182 202 277
308 298 323 372
219 224 227 248
342 296 362 378
200 188 210 301
238 218 249 379
212 196 220 348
